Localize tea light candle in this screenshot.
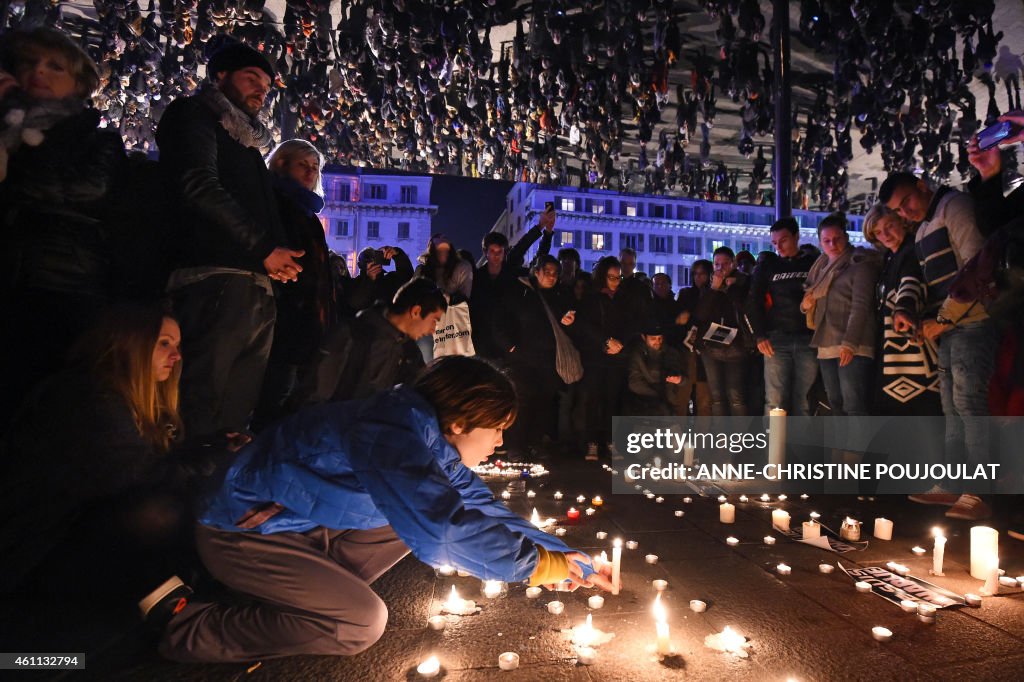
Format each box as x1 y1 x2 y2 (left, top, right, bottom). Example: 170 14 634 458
652 579 668 591
809 511 821 521
764 535 776 545
689 599 707 612
567 507 580 520
555 527 567 536
611 539 622 596
899 599 918 613
683 444 695 467
760 493 771 502
917 603 936 617
800 494 809 500
527 490 536 498
772 509 791 532
655 496 664 504
427 615 447 630
777 494 788 501
417 655 441 678
437 564 455 577
871 626 892 642
874 517 893 541
576 646 596 665
739 494 749 502
819 564 834 574
592 495 603 506
577 495 587 503
840 517 861 542
501 491 512 500
999 576 1018 587
645 554 659 565
585 507 596 516
498 652 519 671
596 531 608 540
777 563 792 575
911 546 926 556
718 495 727 503
683 496 693 504
483 580 503 599
674 510 684 517
626 540 639 550
726 536 739 546
802 520 820 540
645 492 655 500
588 595 605 609
547 600 565 615
965 593 983 606
554 491 564 500
525 586 543 599
720 502 736 524
855 581 872 593
653 594 671 655
886 562 909 576
918 613 936 625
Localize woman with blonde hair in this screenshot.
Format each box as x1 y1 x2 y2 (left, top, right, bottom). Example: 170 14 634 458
0 304 240 608
862 204 941 416
254 139 335 427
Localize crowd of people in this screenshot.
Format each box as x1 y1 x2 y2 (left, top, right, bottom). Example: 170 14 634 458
1 19 1023 665
3 0 1017 212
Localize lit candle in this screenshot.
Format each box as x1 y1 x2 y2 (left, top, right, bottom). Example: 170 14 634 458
683 496 693 504
873 518 893 541
674 510 684 517
871 626 892 642
809 511 821 521
646 492 655 500
886 562 909 576
483 580 503 599
718 495 727 503
554 527 567 536
588 595 605 609
899 599 917 613
840 517 861 542
764 535 776 545
547 600 565 615
566 507 580 520
592 495 603 506
772 509 791 532
527 490 536 498
437 564 455 577
656 496 664 504
739 495 749 502
417 655 441 678
768 407 786 466
720 502 736 524
626 540 639 550
576 647 597 665
855 581 872 593
800 494 809 500
932 527 946 576
726 536 739 546
611 538 622 596
652 579 668 591
427 615 447 630
585 507 596 516
645 554 659 565
802 521 820 540
689 599 707 612
525 586 542 599
574 614 595 646
501 491 511 500
819 564 834 574
653 594 671 655
760 493 771 502
594 550 609 571
777 494 788 501
970 526 999 579
911 546 926 556
554 491 563 500
577 495 587 504
595 531 608 540
917 603 936 617
777 563 792 575
530 508 542 528
498 652 519 671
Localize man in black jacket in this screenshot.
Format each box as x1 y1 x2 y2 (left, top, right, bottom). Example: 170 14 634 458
745 218 819 416
346 246 414 313
157 39 303 439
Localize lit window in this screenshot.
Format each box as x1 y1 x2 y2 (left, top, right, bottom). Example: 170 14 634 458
561 197 575 211
591 202 604 214
625 203 637 217
591 233 605 250
561 231 574 246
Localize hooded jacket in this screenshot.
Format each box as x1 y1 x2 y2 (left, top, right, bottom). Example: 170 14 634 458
199 385 571 581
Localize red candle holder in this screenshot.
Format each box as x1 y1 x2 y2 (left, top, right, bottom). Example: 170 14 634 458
566 507 580 522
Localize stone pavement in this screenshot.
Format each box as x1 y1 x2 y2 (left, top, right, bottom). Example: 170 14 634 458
22 457 1024 681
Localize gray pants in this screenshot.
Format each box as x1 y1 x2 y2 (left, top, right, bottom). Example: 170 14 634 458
159 523 409 662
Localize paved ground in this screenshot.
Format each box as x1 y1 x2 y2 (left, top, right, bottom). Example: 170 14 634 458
14 454 1021 682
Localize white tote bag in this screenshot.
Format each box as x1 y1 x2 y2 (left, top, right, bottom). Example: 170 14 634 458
432 299 476 358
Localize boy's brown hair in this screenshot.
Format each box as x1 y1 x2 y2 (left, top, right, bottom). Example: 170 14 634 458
413 356 517 434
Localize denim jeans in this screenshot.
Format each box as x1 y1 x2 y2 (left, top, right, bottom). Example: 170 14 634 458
763 333 819 416
819 355 872 417
937 319 996 472
701 353 748 416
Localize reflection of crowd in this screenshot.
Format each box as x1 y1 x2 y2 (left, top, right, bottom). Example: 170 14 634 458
2 23 1024 667
5 0 1015 210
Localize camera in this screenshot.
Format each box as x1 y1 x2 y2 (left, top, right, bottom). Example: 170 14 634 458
372 249 392 266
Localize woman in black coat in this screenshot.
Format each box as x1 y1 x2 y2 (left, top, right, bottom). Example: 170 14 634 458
253 139 335 428
0 27 127 427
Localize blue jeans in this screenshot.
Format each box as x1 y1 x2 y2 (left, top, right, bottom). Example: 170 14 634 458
763 333 819 416
819 355 872 416
701 353 748 416
937 320 996 471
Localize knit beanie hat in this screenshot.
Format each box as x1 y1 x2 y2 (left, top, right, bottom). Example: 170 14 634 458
207 37 274 81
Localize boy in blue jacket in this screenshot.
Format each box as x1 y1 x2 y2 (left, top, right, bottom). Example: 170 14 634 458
147 355 613 661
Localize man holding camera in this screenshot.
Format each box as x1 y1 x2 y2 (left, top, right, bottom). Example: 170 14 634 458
346 246 414 313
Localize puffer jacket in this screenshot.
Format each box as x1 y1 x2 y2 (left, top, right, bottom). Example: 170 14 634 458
199 385 571 581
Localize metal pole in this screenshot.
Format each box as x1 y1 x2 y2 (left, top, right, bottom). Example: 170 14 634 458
772 0 792 218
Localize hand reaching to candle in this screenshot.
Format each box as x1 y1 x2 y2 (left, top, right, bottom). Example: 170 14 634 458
552 552 616 592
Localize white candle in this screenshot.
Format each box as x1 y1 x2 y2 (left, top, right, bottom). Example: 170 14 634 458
970 526 999 579
777 563 792 575
899 600 917 613
646 492 655 499
772 509 791 532
777 494 788 501
525 586 543 599
726 536 739 546
718 495 727 503
683 445 695 467
501 490 511 500
645 554 659 565
999 576 1018 587
802 521 820 540
655 496 665 504
871 626 892 642
855 581 872 592
585 507 596 516
800 493 809 500
819 564 834 574
553 491 563 500
932 527 946 576
554 527 567 536
911 546 926 556
965 593 982 606
652 579 668 591
595 531 608 540
689 599 707 612
720 502 736 524
874 518 893 541
760 493 771 502
674 510 684 517
594 550 608 572
577 495 586 503
611 538 622 596
653 594 671 655
739 494 749 502
417 655 441 677
763 535 776 545
573 614 595 646
626 540 639 550
427 615 447 630
768 407 787 466
498 652 519 671
547 600 565 615
437 564 455 577
527 490 536 498
917 603 936 617
683 496 693 504
483 580 503 599
588 595 605 609
576 647 596 665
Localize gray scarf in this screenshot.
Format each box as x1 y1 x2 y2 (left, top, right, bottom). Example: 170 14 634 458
198 82 274 151
0 94 87 181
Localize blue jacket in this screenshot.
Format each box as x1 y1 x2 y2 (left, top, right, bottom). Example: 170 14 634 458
199 386 571 582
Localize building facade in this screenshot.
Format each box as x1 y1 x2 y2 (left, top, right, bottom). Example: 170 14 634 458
320 170 437 274
497 183 866 287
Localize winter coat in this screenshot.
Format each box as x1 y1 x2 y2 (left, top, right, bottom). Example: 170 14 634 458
1 108 126 298
808 249 881 359
694 271 752 353
156 96 286 272
624 342 683 415
577 288 631 366
345 249 414 313
498 278 574 372
745 251 817 339
198 385 572 581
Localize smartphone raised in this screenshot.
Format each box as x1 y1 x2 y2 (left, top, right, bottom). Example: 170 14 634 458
544 201 555 212
977 121 1014 151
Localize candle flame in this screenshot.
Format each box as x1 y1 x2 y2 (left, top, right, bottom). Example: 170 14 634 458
417 655 440 673
720 626 745 651
844 517 858 525
613 538 622 548
653 593 667 622
446 585 460 608
598 550 608 563
932 526 944 539
530 508 541 527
